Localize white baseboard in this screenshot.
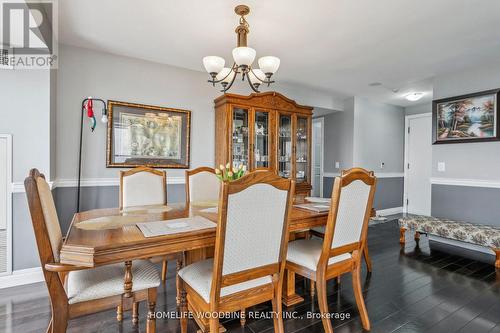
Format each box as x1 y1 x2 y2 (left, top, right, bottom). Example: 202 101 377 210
376 206 403 216
0 267 44 289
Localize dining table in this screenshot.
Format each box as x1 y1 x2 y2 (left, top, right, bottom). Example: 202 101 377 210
59 201 329 311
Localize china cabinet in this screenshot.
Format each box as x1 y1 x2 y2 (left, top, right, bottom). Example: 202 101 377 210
214 92 313 194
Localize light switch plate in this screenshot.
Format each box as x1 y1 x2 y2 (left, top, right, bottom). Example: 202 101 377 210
335 161 340 169
437 162 446 172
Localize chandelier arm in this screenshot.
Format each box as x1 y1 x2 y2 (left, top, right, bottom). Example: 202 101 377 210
246 72 260 93
221 65 239 92
209 63 238 84
249 68 276 85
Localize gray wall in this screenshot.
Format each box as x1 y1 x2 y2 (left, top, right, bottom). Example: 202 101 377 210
353 97 405 173
432 184 500 227
323 103 354 173
323 176 403 210
428 62 500 231
0 69 52 271
432 61 500 180
0 69 51 182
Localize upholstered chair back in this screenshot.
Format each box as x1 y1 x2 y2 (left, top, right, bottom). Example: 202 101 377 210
120 167 166 209
329 169 376 249
186 167 220 204
219 172 293 276
24 169 63 264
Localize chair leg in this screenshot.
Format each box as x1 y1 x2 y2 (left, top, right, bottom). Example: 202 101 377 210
51 312 68 333
363 243 373 272
132 302 139 325
272 285 284 333
209 318 220 333
310 280 315 297
161 260 168 283
240 309 246 326
116 304 123 322
176 258 182 306
353 263 370 330
316 275 333 333
147 288 157 333
180 280 188 333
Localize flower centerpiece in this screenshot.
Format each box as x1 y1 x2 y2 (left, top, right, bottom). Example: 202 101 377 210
215 163 246 181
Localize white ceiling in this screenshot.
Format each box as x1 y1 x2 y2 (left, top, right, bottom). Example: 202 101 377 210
59 0 500 107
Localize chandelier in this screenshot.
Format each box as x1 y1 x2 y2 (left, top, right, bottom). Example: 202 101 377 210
202 5 280 93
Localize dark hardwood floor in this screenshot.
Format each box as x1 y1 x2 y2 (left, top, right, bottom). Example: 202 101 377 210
1 218 499 332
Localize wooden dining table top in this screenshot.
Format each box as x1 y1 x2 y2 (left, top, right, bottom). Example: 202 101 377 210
60 202 329 267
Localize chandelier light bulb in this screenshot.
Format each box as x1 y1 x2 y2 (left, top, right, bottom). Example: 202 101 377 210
203 56 225 75
258 56 280 75
101 113 108 123
232 47 256 67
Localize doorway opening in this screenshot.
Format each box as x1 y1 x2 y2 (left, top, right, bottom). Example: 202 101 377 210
312 118 324 197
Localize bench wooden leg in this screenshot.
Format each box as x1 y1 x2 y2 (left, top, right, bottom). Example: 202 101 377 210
494 248 500 269
399 228 406 245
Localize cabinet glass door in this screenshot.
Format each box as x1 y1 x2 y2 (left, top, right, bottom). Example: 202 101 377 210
278 114 292 178
232 107 249 169
295 116 309 183
253 110 271 169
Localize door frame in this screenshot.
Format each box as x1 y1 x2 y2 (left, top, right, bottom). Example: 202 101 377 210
312 117 325 197
0 134 12 276
403 113 432 214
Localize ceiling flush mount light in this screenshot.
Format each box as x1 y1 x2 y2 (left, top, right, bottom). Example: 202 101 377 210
203 5 280 93
405 92 424 101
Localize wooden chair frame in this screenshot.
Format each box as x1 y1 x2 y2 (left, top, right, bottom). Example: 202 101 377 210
286 168 377 333
180 171 295 333
185 166 217 205
25 169 157 333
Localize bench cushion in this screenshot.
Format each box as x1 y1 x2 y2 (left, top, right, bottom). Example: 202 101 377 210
399 215 500 249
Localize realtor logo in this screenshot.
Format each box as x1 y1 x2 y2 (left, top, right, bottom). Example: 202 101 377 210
1 1 58 68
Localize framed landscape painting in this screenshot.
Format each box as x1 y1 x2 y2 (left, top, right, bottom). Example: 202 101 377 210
432 89 500 144
107 100 190 168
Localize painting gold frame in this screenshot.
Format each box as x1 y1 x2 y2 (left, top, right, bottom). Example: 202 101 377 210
106 100 191 168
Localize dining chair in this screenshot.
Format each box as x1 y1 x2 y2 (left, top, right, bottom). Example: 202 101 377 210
179 171 295 333
286 168 376 333
120 167 183 304
185 166 220 206
25 169 160 333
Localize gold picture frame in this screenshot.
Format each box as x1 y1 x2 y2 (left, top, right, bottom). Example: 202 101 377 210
106 100 191 168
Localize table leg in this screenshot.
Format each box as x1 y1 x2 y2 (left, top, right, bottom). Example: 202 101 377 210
124 261 133 297
282 233 304 307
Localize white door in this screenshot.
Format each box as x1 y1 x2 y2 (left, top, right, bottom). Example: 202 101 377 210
405 114 432 215
311 118 324 197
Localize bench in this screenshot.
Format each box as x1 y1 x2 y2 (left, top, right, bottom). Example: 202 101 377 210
398 215 500 269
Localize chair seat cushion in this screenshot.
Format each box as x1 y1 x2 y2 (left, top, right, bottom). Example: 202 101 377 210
178 259 272 303
287 239 351 271
399 215 500 248
67 259 160 304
